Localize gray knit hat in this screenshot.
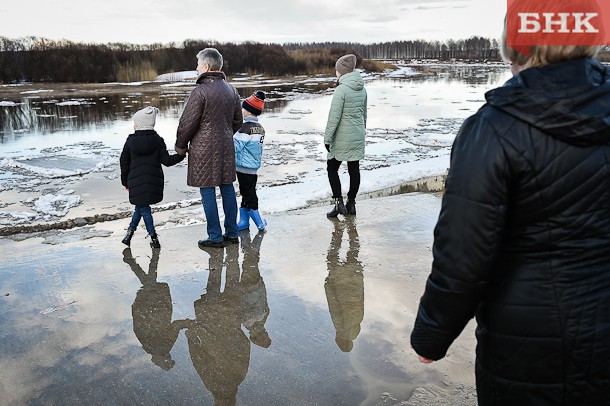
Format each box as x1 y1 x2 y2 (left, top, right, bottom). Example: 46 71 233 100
335 54 357 76
133 106 159 130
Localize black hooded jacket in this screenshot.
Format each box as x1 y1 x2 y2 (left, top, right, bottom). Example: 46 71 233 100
120 130 184 206
411 58 610 405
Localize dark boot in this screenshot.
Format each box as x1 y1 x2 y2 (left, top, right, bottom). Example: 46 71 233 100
122 228 135 246
149 233 161 249
346 199 356 215
327 197 347 218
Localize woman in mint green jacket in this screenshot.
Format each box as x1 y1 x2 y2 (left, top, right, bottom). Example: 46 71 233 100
324 54 367 217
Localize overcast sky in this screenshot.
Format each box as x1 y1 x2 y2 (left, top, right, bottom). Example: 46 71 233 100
0 0 506 45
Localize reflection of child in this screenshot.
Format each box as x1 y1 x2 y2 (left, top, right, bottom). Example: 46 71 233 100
123 248 181 371
120 106 184 248
234 91 267 231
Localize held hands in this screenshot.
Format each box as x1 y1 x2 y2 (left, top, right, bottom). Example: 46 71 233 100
175 145 188 156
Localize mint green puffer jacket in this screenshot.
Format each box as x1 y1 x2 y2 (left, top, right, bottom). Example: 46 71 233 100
324 71 367 162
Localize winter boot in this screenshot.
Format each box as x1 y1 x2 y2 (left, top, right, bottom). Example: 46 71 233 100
327 197 347 218
346 199 356 215
249 209 267 231
122 228 135 246
237 207 250 231
149 233 161 249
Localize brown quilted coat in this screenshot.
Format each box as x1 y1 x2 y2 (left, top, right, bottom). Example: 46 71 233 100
175 71 243 188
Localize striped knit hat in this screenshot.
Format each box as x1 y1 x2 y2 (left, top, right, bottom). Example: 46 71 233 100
243 91 265 116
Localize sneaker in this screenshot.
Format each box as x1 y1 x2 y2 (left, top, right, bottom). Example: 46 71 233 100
198 239 225 249
223 235 239 244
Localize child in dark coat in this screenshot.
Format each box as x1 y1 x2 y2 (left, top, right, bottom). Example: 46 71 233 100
120 106 184 248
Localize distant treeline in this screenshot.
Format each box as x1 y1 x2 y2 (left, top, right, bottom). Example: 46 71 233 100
1 36 608 83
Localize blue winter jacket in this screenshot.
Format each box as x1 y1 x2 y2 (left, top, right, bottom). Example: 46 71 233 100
234 116 265 174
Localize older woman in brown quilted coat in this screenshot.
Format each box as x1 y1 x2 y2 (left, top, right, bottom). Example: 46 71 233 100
175 48 243 249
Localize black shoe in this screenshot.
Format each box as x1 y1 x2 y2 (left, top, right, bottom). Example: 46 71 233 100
150 233 161 249
327 197 347 218
346 200 356 215
223 235 239 244
198 239 225 249
122 228 135 246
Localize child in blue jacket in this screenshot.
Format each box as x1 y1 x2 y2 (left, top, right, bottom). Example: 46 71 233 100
234 91 266 231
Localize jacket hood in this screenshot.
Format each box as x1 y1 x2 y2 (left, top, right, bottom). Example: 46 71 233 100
127 130 161 155
339 71 364 91
485 58 610 146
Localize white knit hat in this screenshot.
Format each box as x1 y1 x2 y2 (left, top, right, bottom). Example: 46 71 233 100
133 106 159 130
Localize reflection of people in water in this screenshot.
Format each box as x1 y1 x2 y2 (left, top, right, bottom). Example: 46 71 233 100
325 218 364 352
123 248 181 370
240 232 271 348
185 246 250 406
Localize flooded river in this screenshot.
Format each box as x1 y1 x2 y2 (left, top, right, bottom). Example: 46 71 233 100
0 63 510 232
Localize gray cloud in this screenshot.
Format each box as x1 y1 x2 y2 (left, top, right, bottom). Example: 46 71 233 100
0 0 504 45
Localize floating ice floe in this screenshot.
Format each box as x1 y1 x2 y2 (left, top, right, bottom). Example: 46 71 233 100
27 192 82 217
387 66 420 77
0 210 37 226
156 71 198 82
0 157 89 178
57 100 83 106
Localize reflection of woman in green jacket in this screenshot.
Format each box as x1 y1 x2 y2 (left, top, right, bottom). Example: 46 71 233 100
324 54 367 218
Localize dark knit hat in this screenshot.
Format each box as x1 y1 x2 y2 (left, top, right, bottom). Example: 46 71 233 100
335 54 357 76
133 106 159 130
243 91 265 116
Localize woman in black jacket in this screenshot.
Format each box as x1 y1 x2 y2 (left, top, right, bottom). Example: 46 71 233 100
410 22 610 406
120 106 184 248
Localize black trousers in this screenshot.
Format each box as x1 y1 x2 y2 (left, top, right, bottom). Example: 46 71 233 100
237 172 259 210
327 158 360 201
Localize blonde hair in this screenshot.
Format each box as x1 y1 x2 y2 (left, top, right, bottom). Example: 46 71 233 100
501 18 601 69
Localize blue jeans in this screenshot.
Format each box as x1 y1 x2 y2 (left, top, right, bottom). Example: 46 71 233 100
200 184 238 242
128 205 155 235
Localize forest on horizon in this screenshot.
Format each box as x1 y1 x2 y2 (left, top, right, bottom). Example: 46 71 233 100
0 36 608 83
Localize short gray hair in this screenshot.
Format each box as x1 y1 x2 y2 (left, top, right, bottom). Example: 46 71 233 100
196 48 223 71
